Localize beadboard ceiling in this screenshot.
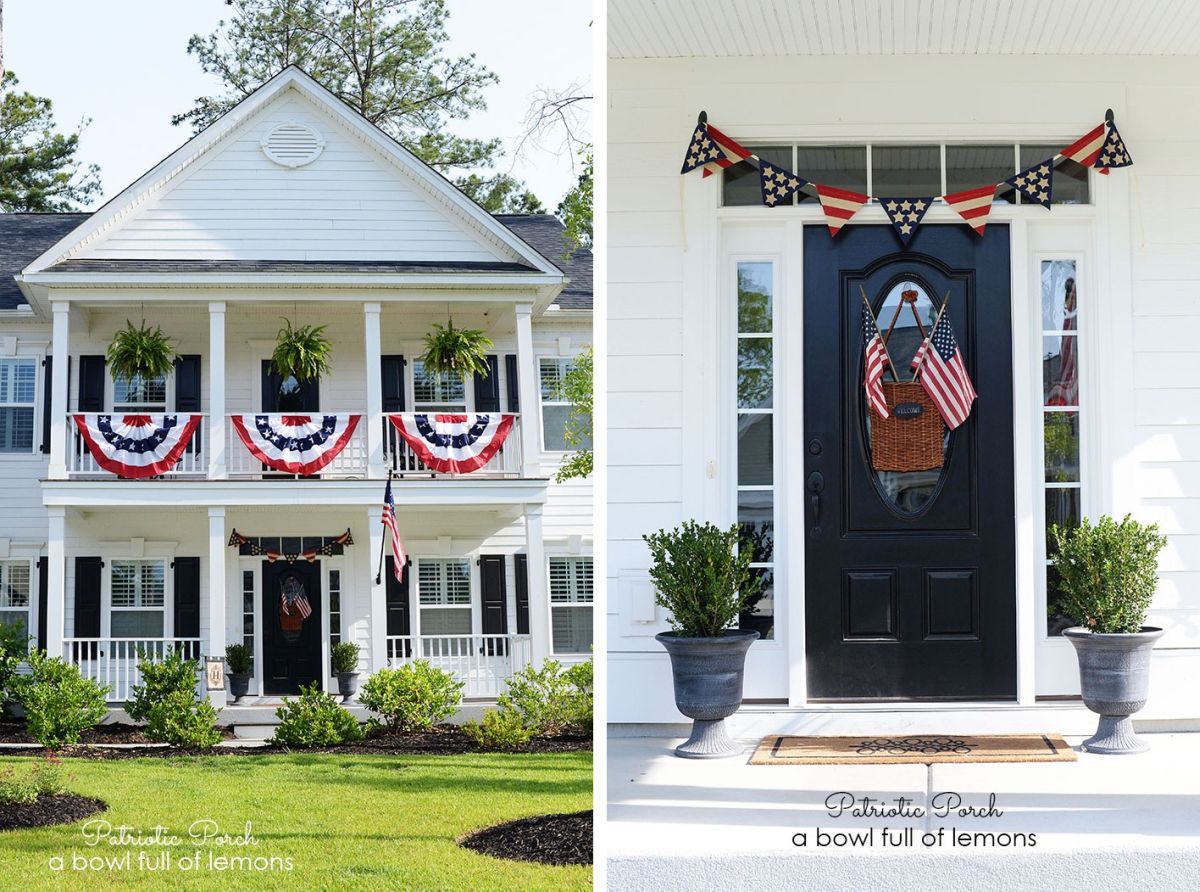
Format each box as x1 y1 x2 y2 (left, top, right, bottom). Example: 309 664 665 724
609 0 1200 58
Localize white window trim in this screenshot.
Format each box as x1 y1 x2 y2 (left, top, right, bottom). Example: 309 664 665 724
0 356 40 458
410 359 473 413
537 353 585 454
0 558 35 640
548 554 594 656
328 565 343 647
99 544 176 640
412 555 476 638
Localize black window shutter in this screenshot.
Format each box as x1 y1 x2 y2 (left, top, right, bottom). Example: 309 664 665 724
505 354 519 412
40 356 53 453
381 355 406 412
37 556 48 650
479 554 508 643
474 355 501 412
77 355 106 412
514 553 530 635
173 557 201 640
74 556 102 638
384 557 411 657
174 355 202 412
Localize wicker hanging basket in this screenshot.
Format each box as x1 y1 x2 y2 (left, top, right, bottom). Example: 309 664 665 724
869 382 945 472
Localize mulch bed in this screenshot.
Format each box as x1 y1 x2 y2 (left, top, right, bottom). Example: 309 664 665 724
0 722 234 745
0 724 591 759
0 794 107 832
460 810 592 866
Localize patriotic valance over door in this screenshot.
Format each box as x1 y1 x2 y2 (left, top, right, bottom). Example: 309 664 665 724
231 414 361 475
72 414 203 478
388 413 515 473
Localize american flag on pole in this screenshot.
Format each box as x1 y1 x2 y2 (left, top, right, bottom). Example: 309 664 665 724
912 311 977 430
862 304 890 418
382 479 407 582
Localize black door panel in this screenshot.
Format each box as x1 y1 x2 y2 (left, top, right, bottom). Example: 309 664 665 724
262 560 322 696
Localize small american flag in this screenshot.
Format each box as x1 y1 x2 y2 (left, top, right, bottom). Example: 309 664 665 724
862 304 890 418
280 574 312 619
913 311 977 430
382 479 406 582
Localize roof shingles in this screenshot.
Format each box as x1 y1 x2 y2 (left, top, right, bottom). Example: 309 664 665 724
0 214 91 310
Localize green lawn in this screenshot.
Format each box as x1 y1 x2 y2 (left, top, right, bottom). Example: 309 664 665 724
0 751 591 891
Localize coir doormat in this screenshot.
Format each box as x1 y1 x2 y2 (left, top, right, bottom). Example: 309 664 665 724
750 734 1078 765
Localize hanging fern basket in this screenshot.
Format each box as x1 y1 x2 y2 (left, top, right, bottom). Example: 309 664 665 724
418 320 494 379
106 319 179 383
272 319 333 382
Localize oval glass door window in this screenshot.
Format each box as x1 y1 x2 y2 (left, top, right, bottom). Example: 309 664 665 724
863 279 951 515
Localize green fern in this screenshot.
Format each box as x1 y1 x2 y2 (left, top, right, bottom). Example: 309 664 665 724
418 320 493 379
272 319 333 382
105 320 178 382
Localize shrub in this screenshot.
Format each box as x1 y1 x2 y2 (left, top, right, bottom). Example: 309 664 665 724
0 756 69 805
0 625 29 716
359 661 463 732
146 689 223 748
225 643 252 675
644 520 760 637
462 709 532 751
1049 514 1168 634
330 642 361 675
126 648 199 723
17 650 109 749
270 683 363 747
497 659 589 735
564 658 594 728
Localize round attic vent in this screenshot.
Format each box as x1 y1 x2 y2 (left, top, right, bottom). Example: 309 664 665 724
261 122 325 168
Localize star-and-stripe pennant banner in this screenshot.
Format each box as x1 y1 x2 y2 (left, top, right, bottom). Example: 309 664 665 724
680 123 727 175
878 197 933 245
817 184 871 236
1006 159 1055 208
758 160 807 207
228 529 353 564
862 304 890 419
942 184 999 236
1096 121 1133 170
912 310 977 430
1061 122 1106 169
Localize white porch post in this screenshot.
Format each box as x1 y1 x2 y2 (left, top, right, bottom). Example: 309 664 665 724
207 507 228 708
45 508 66 657
367 505 387 671
48 302 70 479
208 302 226 479
514 303 541 478
524 504 550 665
363 302 385 477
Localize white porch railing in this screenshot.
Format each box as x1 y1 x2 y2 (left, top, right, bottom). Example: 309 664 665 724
384 414 524 477
226 413 368 479
67 415 208 477
62 637 203 703
385 634 533 698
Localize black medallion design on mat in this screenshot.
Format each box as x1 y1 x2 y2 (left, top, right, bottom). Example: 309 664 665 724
850 736 978 756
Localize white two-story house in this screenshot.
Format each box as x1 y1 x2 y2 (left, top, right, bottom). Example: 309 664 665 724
0 67 592 715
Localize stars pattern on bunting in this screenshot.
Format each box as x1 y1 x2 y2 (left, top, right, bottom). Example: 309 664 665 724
680 125 727 175
1006 160 1054 208
1096 122 1132 169
878 197 933 245
758 160 807 207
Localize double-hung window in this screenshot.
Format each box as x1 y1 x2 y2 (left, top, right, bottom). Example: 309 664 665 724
0 561 32 639
549 557 593 654
110 559 166 638
539 357 590 452
113 373 167 413
417 558 471 636
0 359 37 453
412 361 466 412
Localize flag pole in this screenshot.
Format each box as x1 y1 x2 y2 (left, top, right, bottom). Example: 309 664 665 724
859 285 897 374
374 472 391 586
912 289 953 380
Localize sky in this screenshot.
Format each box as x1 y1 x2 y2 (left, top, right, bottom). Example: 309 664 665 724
4 0 592 211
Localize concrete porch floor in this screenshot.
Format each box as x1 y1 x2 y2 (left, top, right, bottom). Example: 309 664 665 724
607 732 1200 890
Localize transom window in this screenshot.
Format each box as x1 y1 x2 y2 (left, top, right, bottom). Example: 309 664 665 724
113 373 167 412
540 357 590 452
412 361 466 411
723 143 1089 207
0 561 32 640
110 559 165 638
0 359 37 453
549 557 593 654
417 558 471 635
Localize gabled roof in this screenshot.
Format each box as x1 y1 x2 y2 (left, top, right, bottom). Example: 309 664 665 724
0 214 90 310
497 215 592 310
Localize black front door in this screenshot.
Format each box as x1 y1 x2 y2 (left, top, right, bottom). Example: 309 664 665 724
262 559 322 695
803 224 1016 701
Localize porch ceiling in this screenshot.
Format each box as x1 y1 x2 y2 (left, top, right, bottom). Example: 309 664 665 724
609 0 1200 58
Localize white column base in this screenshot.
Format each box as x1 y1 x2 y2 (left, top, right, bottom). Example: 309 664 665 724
207 507 228 709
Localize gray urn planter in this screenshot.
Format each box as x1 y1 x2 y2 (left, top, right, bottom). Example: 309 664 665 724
227 672 251 705
1064 626 1164 755
336 671 360 703
656 629 759 759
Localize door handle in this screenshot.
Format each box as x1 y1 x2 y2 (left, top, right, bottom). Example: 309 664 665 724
807 471 824 523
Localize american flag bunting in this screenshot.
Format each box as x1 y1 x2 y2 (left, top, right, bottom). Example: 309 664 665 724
1061 123 1106 168
878 197 933 245
699 124 754 177
818 184 871 237
1006 159 1054 208
942 184 998 236
758 160 807 206
1095 122 1132 170
680 124 727 175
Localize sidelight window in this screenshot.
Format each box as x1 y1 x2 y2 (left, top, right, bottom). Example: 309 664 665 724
241 569 255 668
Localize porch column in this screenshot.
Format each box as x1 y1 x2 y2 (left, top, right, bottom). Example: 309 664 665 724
524 504 550 665
48 302 69 479
363 302 385 477
514 303 541 478
207 507 227 708
45 508 65 657
367 505 387 672
208 302 226 479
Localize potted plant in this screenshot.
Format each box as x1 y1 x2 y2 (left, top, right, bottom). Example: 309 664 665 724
106 319 178 384
645 520 760 759
418 319 493 380
331 642 361 702
225 643 252 704
1051 514 1168 754
272 319 332 382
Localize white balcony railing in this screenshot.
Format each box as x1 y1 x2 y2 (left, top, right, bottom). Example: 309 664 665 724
385 634 533 698
384 414 523 478
226 413 368 479
67 415 208 478
62 637 203 703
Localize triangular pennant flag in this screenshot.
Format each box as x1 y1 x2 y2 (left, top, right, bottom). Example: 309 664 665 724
1061 123 1106 168
942 184 998 236
700 124 754 178
1095 122 1133 170
758 160 807 207
1006 159 1054 208
680 124 727 175
878 197 933 246
816 184 870 237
